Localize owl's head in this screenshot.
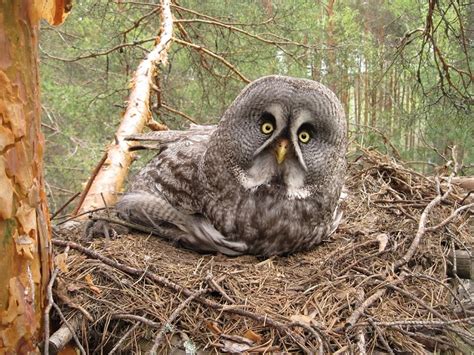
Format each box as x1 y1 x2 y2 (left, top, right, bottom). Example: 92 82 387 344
207 75 347 198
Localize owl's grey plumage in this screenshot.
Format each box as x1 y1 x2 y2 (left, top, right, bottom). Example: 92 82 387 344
116 75 347 256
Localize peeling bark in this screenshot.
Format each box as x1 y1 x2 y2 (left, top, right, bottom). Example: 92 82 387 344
0 1 70 353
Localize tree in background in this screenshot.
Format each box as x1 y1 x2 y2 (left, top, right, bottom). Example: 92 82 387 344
0 1 69 352
39 0 472 211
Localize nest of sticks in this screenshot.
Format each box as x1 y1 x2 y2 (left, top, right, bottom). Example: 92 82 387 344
50 148 473 354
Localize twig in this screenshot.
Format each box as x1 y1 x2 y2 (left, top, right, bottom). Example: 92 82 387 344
90 216 157 235
367 317 395 355
52 239 310 351
149 289 209 354
206 272 235 303
407 271 467 316
356 328 366 355
44 246 70 355
122 5 162 36
159 103 198 124
351 123 401 160
54 288 94 322
387 284 474 346
426 202 474 232
109 322 139 355
172 37 250 83
47 316 82 355
44 271 60 355
172 3 275 27
459 191 473 206
100 193 111 218
41 37 157 62
288 321 327 353
52 303 86 355
55 207 107 226
112 313 161 328
344 288 386 329
394 176 454 269
393 327 463 353
174 18 311 48
372 316 474 327
51 192 81 219
451 238 458 277
355 289 367 355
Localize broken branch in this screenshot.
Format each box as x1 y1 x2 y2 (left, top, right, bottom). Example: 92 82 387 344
75 0 174 215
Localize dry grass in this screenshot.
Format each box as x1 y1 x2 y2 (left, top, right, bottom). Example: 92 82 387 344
52 149 473 354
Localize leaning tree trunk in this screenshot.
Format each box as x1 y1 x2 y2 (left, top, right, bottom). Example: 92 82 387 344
0 1 69 353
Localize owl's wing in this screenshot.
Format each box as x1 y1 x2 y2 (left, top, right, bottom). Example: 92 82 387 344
117 192 247 255
126 126 216 152
125 124 215 144
126 125 216 208
117 125 247 255
323 187 347 238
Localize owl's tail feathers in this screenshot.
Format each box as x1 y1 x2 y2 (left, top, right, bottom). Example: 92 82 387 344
116 192 247 256
329 206 343 236
328 187 347 236
186 217 247 256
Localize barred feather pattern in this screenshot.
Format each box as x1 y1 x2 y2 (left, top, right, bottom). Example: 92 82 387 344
117 76 347 257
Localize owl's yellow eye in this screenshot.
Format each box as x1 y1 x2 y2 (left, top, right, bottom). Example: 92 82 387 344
261 122 274 135
298 130 311 143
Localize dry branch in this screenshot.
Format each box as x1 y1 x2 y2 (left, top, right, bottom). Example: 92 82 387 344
174 18 310 48
373 316 474 328
51 303 86 355
44 246 70 355
172 3 275 27
344 288 386 329
51 192 80 219
172 37 250 83
41 37 158 62
394 176 454 269
159 103 198 124
45 316 81 355
73 152 107 216
448 249 473 279
112 314 160 328
75 0 173 215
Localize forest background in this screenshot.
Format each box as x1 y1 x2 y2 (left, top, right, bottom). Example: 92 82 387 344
39 0 473 211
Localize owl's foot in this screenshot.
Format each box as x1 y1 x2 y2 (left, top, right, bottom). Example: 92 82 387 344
84 215 130 240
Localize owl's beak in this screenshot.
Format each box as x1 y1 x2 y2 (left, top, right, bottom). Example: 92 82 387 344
275 138 289 164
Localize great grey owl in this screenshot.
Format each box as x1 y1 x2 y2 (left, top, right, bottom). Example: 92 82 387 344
115 75 347 256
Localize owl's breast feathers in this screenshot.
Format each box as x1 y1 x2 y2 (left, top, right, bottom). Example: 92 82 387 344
201 160 342 256
201 145 341 256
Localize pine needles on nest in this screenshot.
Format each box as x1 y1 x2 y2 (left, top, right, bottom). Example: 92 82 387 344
50 149 473 354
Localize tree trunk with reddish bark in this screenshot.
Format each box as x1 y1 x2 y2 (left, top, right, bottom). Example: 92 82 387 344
0 1 69 352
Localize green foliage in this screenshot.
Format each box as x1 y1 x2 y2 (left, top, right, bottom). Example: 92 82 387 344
40 0 472 210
